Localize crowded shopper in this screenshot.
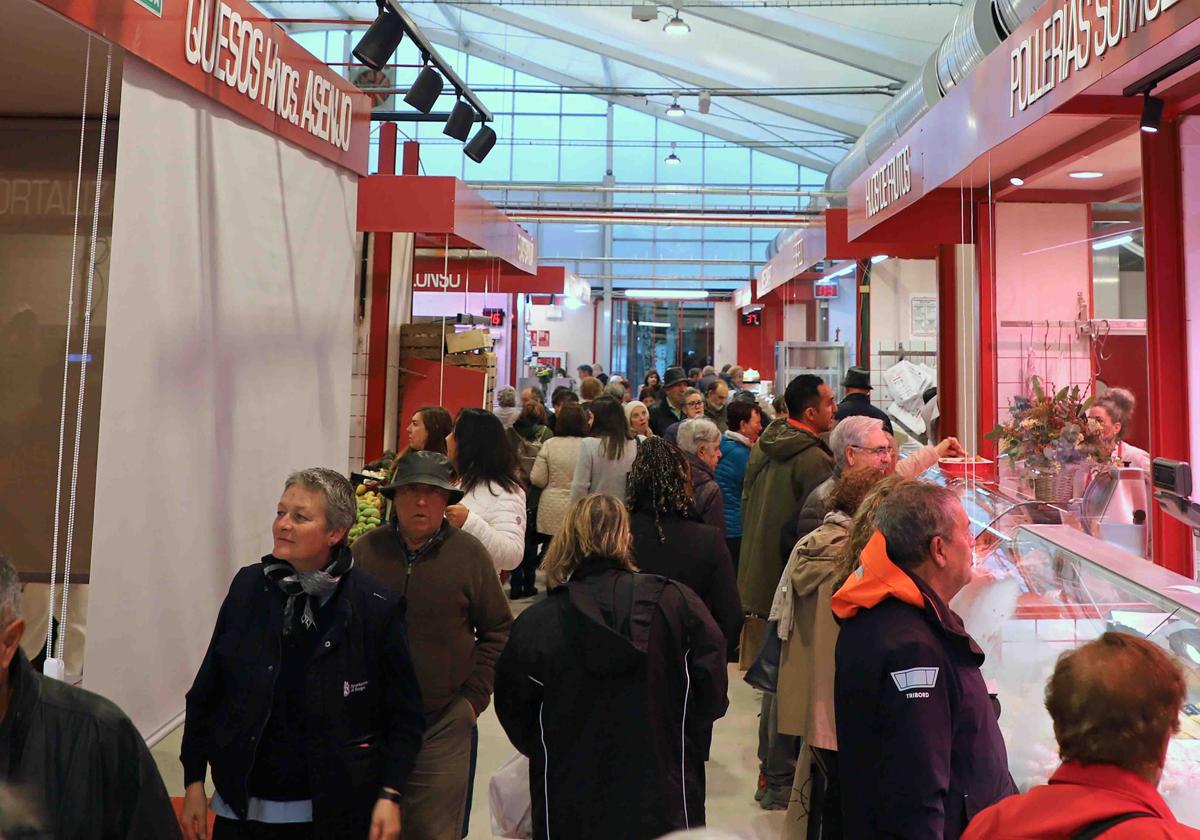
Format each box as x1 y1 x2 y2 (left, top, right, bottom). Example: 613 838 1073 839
578 376 604 408
791 416 962 542
181 468 426 840
1089 387 1151 472
576 364 593 380
0 558 179 839
714 399 764 570
603 380 626 402
625 399 653 438
494 495 730 840
531 402 589 539
704 379 731 432
769 467 890 835
626 437 743 657
738 373 835 808
570 395 638 503
676 418 727 534
640 370 664 405
834 367 893 434
493 386 522 428
649 366 690 435
401 406 454 458
728 366 746 392
697 365 719 395
520 384 550 429
664 387 706 444
963 632 1200 839
353 452 513 839
832 480 1016 840
446 408 527 573
507 401 554 599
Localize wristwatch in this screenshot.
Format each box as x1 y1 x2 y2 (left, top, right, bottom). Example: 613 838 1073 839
378 788 404 805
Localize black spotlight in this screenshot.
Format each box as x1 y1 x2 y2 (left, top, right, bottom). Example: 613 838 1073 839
405 64 443 113
352 6 404 72
1141 92 1164 134
443 99 475 141
464 124 497 163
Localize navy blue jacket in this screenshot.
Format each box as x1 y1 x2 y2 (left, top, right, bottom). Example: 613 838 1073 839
181 555 426 837
834 571 1016 840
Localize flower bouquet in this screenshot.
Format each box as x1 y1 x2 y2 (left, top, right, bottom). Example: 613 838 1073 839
985 377 1113 501
533 364 555 386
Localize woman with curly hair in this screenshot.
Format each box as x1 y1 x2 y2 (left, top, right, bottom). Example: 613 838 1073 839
626 437 743 659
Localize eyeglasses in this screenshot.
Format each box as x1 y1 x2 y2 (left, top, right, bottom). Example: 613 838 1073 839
851 445 892 457
685 399 704 407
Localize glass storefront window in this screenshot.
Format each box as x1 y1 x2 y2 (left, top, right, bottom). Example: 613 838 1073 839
612 300 715 386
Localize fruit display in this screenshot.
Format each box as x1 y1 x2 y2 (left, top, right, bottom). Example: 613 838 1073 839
350 484 384 542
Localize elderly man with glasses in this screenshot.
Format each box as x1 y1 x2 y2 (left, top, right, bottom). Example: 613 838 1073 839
664 388 707 445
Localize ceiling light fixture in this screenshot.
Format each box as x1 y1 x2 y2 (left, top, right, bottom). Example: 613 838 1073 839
870 255 888 264
664 142 681 166
464 124 498 163
1093 234 1134 251
824 262 856 280
443 97 475 141
1009 176 1025 187
1069 171 1105 179
663 9 691 35
405 60 443 113
352 3 406 71
666 97 685 118
1141 92 1164 134
626 289 708 299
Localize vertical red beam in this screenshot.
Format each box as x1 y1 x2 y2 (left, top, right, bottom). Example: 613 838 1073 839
805 300 818 341
1142 120 1192 576
364 123 398 464
402 141 420 176
510 292 519 389
855 260 870 369
936 244 959 441
974 199 998 460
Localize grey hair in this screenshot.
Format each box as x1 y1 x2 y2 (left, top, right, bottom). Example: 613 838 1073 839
604 381 626 400
497 386 518 407
0 557 21 627
284 468 356 537
677 418 722 455
831 416 886 470
874 481 962 570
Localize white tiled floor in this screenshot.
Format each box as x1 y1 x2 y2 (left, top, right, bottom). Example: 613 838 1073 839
152 594 783 839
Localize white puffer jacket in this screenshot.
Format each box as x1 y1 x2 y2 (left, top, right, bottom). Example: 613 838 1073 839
530 436 584 536
460 481 527 573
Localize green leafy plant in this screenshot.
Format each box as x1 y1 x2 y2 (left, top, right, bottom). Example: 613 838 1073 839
984 377 1113 474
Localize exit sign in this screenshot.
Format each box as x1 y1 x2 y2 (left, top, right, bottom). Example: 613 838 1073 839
814 283 839 299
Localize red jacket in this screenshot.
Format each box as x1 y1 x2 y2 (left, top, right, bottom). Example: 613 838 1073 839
962 762 1200 839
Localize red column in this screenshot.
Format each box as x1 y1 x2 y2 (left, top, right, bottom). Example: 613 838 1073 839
1142 120 1193 576
936 244 959 441
402 141 420 176
364 123 398 463
974 200 999 461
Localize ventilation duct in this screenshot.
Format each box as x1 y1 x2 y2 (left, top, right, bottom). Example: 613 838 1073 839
826 0 1046 192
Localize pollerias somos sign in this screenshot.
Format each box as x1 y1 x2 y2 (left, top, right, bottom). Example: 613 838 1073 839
185 0 354 152
1009 0 1184 117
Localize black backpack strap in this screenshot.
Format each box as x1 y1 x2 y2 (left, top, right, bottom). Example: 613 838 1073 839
1070 812 1157 840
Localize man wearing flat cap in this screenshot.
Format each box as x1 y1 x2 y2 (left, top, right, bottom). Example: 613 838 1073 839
353 451 513 839
649 366 693 437
835 367 894 435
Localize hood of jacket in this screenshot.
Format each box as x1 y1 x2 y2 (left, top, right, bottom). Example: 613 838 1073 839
684 450 716 486
559 565 668 678
830 530 924 619
758 418 829 464
790 512 851 598
511 417 548 439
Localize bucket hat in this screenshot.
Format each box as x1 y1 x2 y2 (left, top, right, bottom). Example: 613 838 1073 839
841 367 872 391
380 450 464 503
662 366 689 389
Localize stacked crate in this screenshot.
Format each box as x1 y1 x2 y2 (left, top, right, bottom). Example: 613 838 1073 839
399 321 498 407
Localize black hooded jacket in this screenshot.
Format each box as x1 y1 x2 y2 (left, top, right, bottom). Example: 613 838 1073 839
0 649 181 839
494 565 729 840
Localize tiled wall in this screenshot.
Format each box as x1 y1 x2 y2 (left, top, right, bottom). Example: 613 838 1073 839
348 321 369 471
869 339 939 409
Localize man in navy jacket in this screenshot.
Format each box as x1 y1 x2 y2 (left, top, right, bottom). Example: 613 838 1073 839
831 481 1015 840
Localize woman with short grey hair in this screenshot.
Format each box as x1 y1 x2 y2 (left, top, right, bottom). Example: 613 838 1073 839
180 468 426 840
676 418 727 535
494 386 521 428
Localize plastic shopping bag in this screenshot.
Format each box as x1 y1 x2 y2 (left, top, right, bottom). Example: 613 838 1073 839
489 752 533 839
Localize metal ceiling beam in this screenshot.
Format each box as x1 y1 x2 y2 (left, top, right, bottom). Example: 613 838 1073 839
433 1 866 138
681 6 918 84
421 26 834 170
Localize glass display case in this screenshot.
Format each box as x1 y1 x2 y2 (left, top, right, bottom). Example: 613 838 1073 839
945 522 1200 825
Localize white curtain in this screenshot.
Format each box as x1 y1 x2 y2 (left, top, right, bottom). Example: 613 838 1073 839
84 55 357 742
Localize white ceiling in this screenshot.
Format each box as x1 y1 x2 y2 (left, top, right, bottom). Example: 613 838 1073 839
256 0 965 172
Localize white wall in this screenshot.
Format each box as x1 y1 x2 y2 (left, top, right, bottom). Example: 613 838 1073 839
84 56 357 741
527 299 595 374
824 275 857 365
713 301 738 366
783 302 808 343
1179 116 1200 478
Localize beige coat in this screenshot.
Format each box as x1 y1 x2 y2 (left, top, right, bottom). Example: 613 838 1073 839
531 436 583 535
775 511 850 744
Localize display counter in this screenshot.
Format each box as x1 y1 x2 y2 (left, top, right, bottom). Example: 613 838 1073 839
939 483 1200 824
